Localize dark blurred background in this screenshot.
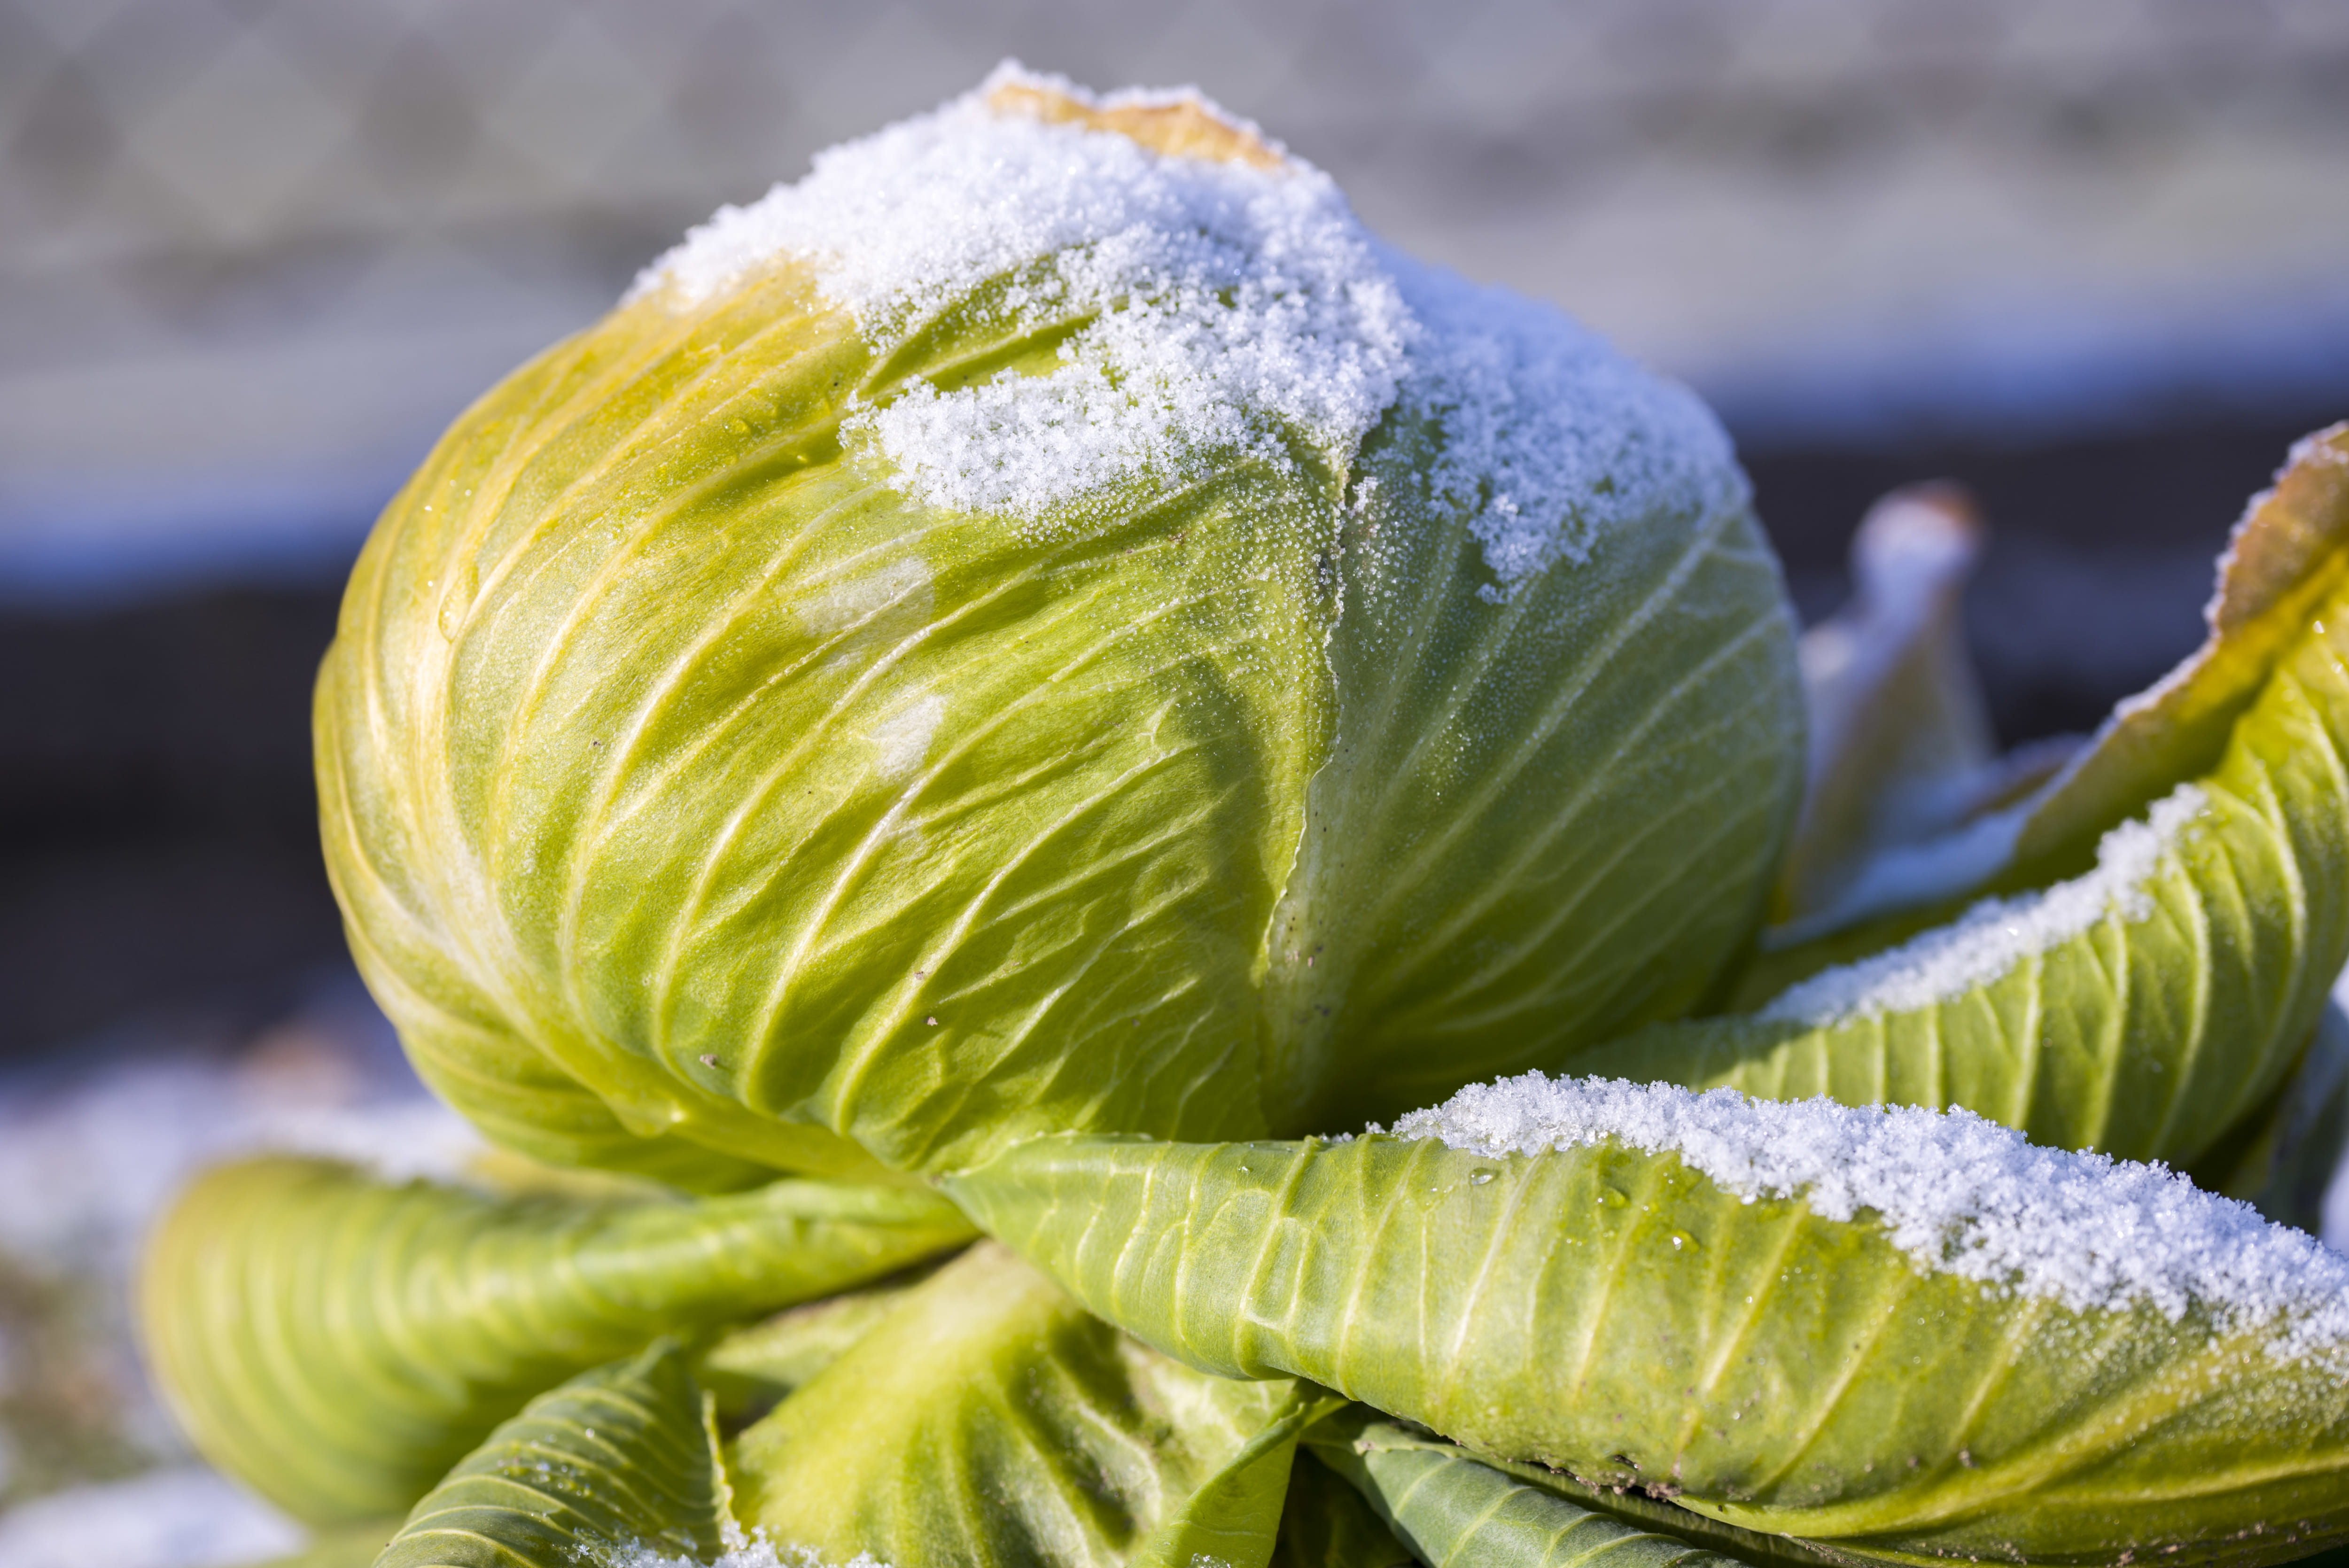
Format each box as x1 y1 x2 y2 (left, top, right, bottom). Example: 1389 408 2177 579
5 0 2347 1060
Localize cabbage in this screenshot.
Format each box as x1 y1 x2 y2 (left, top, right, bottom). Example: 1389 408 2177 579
138 65 2349 1568
314 66 1802 1181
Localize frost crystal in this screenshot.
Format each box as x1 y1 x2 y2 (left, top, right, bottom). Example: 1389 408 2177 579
1385 248 1735 599
630 64 1727 592
1388 1072 2349 1360
1762 782 2208 1025
599 1525 891 1568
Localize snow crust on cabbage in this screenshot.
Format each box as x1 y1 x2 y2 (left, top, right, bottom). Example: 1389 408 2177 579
1763 782 2207 1024
1388 1071 2349 1361
630 64 1731 594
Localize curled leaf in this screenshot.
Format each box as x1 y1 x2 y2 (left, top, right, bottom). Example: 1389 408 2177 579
731 1240 1317 1568
1308 1410 1757 1568
948 1106 2349 1566
1575 551 2349 1168
1775 483 2000 928
139 1157 973 1523
2012 423 2349 881
1769 423 2349 946
375 1340 723 1568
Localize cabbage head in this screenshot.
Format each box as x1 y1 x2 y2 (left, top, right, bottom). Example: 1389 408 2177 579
315 69 1803 1182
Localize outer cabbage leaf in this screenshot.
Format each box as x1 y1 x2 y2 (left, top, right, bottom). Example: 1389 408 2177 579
947 1131 2349 1566
1745 423 2349 970
2005 424 2349 887
1307 1411 1751 1568
1128 1388 1352 1568
139 1156 973 1523
1572 575 2349 1167
1771 484 2003 929
1253 404 1801 1133
374 1341 723 1568
319 122 1801 1179
1308 1411 1858 1568
731 1240 1319 1568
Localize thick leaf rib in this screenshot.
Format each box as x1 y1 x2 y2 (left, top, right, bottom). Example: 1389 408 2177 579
1572 579 2349 1168
374 1341 723 1568
947 1131 2349 1566
1257 415 1802 1133
139 1157 974 1523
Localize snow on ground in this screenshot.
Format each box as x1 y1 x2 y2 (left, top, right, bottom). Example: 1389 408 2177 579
0 1468 301 1568
0 975 462 1568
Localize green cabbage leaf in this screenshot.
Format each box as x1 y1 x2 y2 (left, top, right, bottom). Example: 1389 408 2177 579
138 1156 972 1522
730 1240 1334 1568
692 1271 934 1422
947 1126 2349 1566
1579 569 2349 1166
1569 427 2349 1171
1268 1452 1417 1568
1308 1410 1763 1568
194 67 2349 1568
373 1340 724 1568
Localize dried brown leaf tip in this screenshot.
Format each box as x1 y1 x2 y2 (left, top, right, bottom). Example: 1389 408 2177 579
987 81 1288 171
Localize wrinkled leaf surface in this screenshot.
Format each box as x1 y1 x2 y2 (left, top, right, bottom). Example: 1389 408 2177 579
140 1157 972 1522
1576 565 2349 1169
375 1341 722 1568
731 1241 1309 1568
950 1131 2349 1566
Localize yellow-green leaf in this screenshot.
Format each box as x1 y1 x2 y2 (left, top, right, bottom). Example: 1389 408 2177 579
375 1341 722 1568
731 1241 1311 1568
140 1157 972 1523
949 1118 2349 1567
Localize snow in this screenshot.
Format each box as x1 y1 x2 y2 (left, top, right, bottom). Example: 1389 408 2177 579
602 1524 891 1568
630 64 1727 597
634 63 1412 533
1388 1072 2349 1361
1761 783 2207 1025
0 1466 301 1568
0 983 470 1565
1383 247 1736 600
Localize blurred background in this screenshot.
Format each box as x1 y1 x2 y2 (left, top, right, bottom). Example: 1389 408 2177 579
1 0 2346 1560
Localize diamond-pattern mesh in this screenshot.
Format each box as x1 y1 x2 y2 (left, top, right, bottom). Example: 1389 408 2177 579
0 0 2345 588
8 0 2346 334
